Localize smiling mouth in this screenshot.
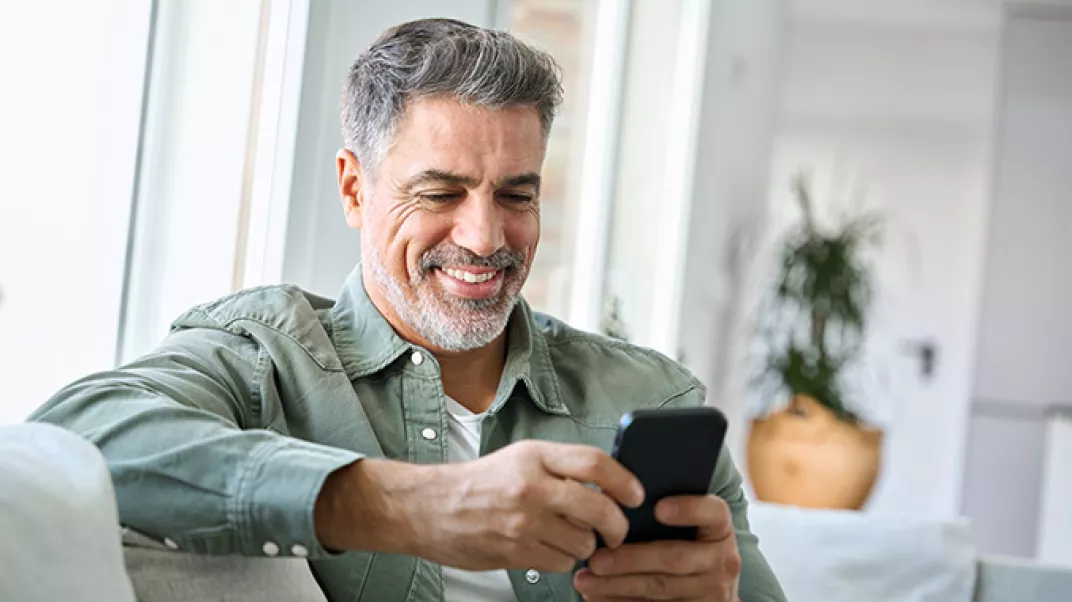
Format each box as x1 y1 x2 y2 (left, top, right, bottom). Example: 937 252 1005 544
433 266 506 300
441 267 500 284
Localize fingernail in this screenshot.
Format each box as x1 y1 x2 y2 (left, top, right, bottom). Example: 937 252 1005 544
633 483 645 506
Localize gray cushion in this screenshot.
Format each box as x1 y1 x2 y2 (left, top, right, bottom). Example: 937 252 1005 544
974 555 1072 602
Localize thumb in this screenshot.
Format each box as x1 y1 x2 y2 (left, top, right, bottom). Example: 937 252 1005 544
696 496 735 543
655 494 735 542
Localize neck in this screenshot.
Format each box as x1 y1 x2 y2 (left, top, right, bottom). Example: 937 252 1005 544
436 336 507 414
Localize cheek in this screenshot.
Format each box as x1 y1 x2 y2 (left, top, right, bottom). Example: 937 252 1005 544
506 210 540 260
397 213 454 273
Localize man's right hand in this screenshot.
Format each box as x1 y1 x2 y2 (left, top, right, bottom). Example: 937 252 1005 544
315 440 644 573
417 440 644 572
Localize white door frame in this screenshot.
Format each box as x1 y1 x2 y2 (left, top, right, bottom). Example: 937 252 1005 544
647 0 713 358
567 0 633 333
238 0 311 289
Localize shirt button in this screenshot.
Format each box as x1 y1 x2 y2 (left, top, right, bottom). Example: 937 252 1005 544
410 351 424 365
163 537 179 550
291 544 308 558
525 569 540 584
262 541 280 557
421 427 437 441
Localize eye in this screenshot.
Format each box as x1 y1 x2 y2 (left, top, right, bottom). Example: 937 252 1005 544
499 192 536 205
417 192 463 204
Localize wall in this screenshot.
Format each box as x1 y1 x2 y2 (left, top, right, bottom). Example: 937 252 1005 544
281 0 496 297
739 4 1000 518
970 15 1072 409
961 13 1072 558
676 0 787 461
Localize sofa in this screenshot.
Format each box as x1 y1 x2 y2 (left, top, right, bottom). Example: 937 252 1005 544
747 501 1072 602
3 422 1071 601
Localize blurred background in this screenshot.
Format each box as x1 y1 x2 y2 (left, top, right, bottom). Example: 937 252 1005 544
2 0 1072 596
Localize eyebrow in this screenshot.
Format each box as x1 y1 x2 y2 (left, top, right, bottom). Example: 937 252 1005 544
498 173 541 195
400 169 541 195
400 169 478 191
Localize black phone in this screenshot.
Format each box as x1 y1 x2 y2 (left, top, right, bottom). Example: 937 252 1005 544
599 406 728 546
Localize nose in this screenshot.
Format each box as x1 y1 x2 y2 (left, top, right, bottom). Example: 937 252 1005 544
451 193 506 258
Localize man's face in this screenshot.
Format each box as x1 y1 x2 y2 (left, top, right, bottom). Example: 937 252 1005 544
338 97 544 352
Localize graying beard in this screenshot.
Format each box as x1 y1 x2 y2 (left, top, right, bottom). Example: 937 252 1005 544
365 245 519 352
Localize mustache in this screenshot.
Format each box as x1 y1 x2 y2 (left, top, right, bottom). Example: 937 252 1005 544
419 244 525 274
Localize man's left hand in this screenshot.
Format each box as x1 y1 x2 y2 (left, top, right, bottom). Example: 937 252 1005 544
572 494 741 601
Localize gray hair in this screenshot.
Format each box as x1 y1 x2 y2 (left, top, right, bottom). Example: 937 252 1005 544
341 18 564 174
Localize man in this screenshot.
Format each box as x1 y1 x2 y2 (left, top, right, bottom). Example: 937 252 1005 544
30 18 785 602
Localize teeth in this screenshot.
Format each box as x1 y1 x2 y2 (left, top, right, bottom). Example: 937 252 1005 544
444 268 497 284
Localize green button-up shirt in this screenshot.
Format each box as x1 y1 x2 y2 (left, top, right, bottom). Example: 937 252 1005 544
29 267 785 601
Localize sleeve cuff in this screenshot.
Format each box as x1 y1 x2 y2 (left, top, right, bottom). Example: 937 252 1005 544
232 439 362 559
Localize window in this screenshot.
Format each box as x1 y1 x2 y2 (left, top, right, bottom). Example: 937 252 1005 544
505 0 600 318
0 0 152 424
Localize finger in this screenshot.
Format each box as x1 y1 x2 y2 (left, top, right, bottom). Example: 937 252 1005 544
579 598 692 602
574 568 715 600
538 443 645 507
586 540 718 576
655 495 734 542
580 598 688 602
537 513 598 562
545 479 630 548
580 598 698 602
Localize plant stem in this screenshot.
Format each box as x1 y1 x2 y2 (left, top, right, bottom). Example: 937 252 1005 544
811 307 827 356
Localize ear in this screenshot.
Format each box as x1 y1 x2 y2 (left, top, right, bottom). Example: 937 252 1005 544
336 149 365 230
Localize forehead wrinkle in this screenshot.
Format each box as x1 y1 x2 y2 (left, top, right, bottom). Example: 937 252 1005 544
397 168 480 192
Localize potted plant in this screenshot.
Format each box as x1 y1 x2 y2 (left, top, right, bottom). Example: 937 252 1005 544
746 172 885 510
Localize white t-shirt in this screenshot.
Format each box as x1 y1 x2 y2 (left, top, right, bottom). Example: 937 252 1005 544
442 396 519 602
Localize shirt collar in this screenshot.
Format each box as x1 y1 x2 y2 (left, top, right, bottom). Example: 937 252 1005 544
330 265 570 417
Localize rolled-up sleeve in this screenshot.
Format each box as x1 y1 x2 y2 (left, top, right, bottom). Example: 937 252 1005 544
28 327 360 559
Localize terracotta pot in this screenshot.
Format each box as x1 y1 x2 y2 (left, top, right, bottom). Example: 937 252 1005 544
747 395 883 510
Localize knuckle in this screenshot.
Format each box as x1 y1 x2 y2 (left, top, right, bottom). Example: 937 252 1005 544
576 451 604 476
503 513 535 539
514 439 541 460
506 480 537 504
723 549 742 577
647 573 672 597
668 545 692 571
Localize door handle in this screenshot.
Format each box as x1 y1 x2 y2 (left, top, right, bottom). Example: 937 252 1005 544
901 339 938 380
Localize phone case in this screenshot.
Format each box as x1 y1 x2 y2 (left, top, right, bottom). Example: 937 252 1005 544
608 406 728 545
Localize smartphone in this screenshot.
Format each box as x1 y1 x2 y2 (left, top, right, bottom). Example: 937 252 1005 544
599 406 728 546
